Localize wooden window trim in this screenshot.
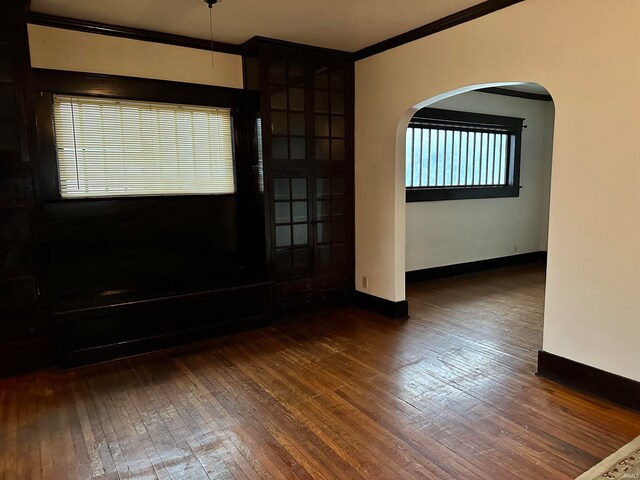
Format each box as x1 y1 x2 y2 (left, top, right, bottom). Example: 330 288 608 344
406 107 523 202
32 69 259 202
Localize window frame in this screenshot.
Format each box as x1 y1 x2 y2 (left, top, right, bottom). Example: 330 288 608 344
406 107 524 202
33 69 259 202
52 94 237 199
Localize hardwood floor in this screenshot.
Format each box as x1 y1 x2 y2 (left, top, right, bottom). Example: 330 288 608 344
1 264 639 479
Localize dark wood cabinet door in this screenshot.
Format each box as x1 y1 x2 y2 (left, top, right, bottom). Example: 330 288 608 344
248 41 355 317
271 175 314 281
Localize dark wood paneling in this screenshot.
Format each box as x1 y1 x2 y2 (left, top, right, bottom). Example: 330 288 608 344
406 251 547 283
43 196 254 305
0 335 53 378
273 287 351 319
537 350 640 411
27 68 270 371
0 0 49 377
27 12 240 55
55 282 272 368
274 278 315 298
354 0 525 60
33 70 266 309
353 290 409 320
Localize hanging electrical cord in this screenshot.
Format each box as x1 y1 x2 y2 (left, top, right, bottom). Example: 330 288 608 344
204 0 219 69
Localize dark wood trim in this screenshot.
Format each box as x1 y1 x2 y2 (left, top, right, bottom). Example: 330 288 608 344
354 291 409 320
411 107 524 127
55 282 273 368
407 107 524 203
25 16 355 60
537 350 640 411
241 36 353 60
32 68 250 107
33 68 258 202
478 87 553 102
406 251 547 283
0 336 54 379
407 185 519 202
354 0 524 60
27 2 525 63
26 12 241 55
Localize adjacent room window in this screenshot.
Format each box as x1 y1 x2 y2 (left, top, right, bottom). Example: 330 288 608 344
406 108 523 201
52 95 235 198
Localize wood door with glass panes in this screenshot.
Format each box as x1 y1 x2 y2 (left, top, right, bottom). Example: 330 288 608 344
259 45 354 310
313 67 347 165
314 177 349 273
272 176 313 280
267 60 307 171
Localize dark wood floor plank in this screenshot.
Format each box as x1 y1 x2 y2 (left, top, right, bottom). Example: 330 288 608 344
188 350 358 480
1 264 640 479
222 340 426 480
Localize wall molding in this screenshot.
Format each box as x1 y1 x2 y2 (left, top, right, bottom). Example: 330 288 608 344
27 12 241 55
537 351 640 411
478 87 553 102
406 251 547 284
354 291 409 320
354 0 525 60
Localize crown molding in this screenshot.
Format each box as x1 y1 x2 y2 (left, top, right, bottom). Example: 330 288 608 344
354 0 525 60
27 12 241 55
27 0 526 62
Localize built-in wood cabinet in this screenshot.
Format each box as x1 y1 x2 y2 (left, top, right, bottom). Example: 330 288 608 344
0 0 52 375
0 8 355 374
244 40 355 318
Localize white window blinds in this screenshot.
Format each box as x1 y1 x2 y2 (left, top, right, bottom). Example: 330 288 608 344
52 95 235 198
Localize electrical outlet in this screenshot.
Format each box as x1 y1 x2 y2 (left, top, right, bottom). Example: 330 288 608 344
362 276 368 289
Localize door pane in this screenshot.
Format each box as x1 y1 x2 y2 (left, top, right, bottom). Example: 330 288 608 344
276 226 291 247
275 202 290 224
271 112 287 135
291 178 307 200
274 178 290 200
289 88 305 111
290 138 305 160
292 201 307 222
293 224 308 245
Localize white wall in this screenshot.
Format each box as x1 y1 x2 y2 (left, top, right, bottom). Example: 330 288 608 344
27 25 244 89
406 91 554 272
355 0 640 381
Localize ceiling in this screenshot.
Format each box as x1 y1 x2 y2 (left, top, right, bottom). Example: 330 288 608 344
30 0 483 52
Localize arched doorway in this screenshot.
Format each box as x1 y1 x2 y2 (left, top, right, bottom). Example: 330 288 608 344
403 83 554 277
399 82 555 354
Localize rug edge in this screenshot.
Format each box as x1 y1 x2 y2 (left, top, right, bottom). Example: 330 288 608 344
575 434 640 480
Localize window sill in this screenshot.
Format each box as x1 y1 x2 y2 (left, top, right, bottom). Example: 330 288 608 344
406 185 520 202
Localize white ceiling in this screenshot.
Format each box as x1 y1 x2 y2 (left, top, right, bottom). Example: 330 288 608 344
30 0 483 52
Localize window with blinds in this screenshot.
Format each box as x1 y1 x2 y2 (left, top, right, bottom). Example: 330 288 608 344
406 128 510 188
406 108 523 202
52 95 235 198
